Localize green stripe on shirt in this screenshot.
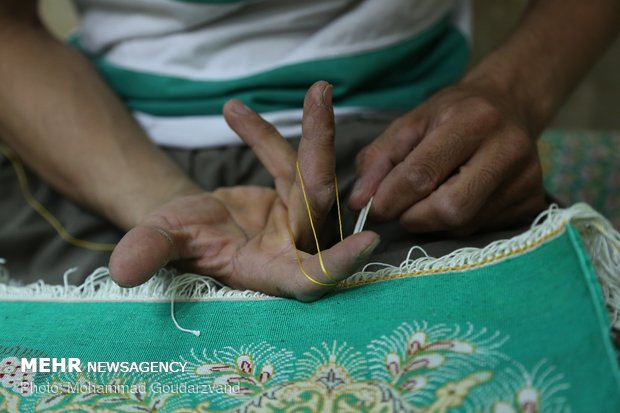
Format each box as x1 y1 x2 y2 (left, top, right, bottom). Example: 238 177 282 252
80 18 469 116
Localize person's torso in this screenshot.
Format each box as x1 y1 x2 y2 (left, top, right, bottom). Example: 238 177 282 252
74 0 471 148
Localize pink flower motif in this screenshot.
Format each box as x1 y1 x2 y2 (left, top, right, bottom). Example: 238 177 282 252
12 380 33 396
0 357 36 397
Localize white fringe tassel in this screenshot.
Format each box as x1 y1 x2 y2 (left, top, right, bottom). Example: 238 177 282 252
0 203 619 332
0 258 8 285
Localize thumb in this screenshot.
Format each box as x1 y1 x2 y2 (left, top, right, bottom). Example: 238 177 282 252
109 226 176 287
318 230 380 281
289 231 381 302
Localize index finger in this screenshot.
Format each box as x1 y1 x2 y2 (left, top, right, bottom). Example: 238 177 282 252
370 123 478 221
348 111 427 211
223 99 296 199
398 144 514 232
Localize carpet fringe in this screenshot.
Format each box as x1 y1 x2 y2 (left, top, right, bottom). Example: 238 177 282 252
343 203 620 329
0 258 8 285
1 203 619 328
0 266 270 301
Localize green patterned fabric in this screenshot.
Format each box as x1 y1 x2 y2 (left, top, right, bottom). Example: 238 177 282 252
1 205 620 412
540 130 620 228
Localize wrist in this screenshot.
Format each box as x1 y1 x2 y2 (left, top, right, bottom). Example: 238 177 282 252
105 176 203 231
460 56 552 137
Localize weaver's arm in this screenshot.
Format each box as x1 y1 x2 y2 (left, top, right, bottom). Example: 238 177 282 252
349 0 620 233
464 0 620 134
0 1 202 231
0 4 378 299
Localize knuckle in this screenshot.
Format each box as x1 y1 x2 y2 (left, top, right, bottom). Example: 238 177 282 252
437 103 461 124
472 162 502 195
400 163 438 195
310 185 336 213
305 118 335 145
485 130 532 170
435 195 473 228
441 96 501 132
470 97 502 127
503 132 534 163
255 119 279 137
314 181 336 198
510 130 532 149
318 127 336 143
355 145 381 169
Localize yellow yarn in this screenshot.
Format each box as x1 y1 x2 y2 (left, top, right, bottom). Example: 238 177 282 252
0 144 116 252
292 160 345 286
0 145 349 286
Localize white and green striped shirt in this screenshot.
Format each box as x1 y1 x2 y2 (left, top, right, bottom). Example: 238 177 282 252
74 0 471 148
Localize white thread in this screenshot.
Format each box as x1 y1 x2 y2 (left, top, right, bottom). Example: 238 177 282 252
166 273 228 336
405 245 431 262
63 268 79 289
1 203 619 332
354 197 374 234
361 261 398 272
0 258 8 284
171 299 201 337
342 203 620 331
0 268 268 300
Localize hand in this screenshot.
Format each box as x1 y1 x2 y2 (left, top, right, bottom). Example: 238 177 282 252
109 81 380 301
348 79 548 235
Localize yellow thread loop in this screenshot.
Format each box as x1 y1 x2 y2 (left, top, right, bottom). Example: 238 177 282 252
334 177 344 242
290 160 345 287
0 144 116 252
295 160 334 281
287 222 336 287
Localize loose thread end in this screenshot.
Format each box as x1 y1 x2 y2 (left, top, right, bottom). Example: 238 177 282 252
170 298 202 337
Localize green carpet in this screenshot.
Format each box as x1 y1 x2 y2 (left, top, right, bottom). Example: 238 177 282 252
1 204 619 412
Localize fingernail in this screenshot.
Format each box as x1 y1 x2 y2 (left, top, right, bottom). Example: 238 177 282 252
359 237 381 260
320 83 333 107
232 100 252 115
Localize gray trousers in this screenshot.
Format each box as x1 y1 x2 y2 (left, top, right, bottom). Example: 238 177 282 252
0 118 524 285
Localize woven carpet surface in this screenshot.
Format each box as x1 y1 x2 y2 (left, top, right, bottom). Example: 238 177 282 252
540 130 619 228
1 217 619 412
